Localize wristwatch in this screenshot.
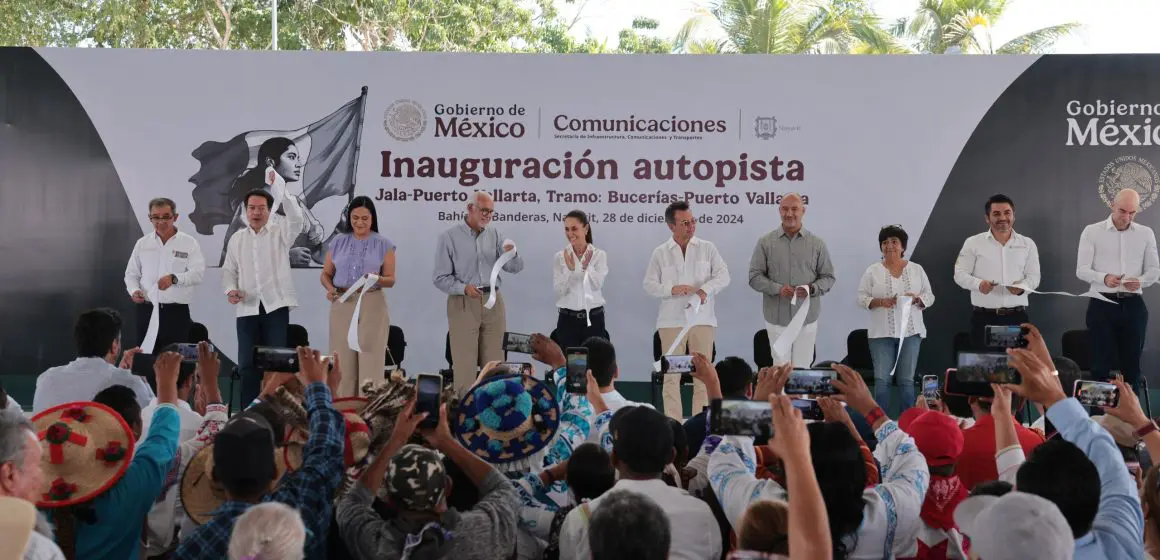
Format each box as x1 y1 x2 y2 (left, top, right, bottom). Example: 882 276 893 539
169 274 178 285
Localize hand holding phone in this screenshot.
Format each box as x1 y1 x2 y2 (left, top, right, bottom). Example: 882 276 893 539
565 347 588 394
784 370 840 396
921 375 940 400
791 398 824 421
660 355 695 375
985 325 1028 349
1074 380 1121 408
504 332 533 355
710 399 772 438
416 373 443 429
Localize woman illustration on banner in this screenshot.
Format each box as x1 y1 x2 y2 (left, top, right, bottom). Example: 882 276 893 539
321 196 396 397
552 210 609 349
857 224 935 415
218 137 328 267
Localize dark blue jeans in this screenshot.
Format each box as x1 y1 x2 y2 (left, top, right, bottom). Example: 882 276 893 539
236 304 289 406
1086 295 1148 393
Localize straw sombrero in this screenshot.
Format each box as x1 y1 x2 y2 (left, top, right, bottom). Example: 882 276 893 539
334 396 369 416
31 402 135 508
454 373 560 473
283 408 371 471
0 496 36 560
179 443 289 526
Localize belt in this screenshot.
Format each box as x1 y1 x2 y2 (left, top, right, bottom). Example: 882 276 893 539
142 302 188 309
559 306 604 319
478 286 493 293
1101 292 1140 299
973 306 1026 315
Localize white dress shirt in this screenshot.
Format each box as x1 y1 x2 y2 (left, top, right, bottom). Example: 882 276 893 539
140 397 203 444
1076 216 1160 294
553 244 608 310
124 230 205 304
857 261 935 339
953 230 1040 308
32 357 155 413
222 194 304 317
558 479 722 560
643 236 731 328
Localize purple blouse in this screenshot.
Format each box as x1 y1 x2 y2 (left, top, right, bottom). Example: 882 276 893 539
330 232 395 289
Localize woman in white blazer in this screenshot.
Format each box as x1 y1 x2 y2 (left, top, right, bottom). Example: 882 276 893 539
857 225 934 414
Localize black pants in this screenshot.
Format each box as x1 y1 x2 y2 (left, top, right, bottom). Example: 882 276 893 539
134 302 193 350
1087 295 1148 392
969 307 1029 350
554 307 608 350
237 304 290 406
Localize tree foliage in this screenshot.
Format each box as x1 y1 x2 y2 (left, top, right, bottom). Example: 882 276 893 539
890 0 1081 54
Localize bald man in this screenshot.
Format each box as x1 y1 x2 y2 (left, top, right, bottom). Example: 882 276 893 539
433 191 524 393
1077 188 1160 392
748 193 835 367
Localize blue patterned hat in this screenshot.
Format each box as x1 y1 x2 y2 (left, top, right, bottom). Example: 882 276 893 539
454 373 560 471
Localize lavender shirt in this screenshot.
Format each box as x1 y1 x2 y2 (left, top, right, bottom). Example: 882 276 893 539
330 232 395 289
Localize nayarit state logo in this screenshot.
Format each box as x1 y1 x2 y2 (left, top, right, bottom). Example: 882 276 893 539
755 116 777 140
383 99 427 141
1099 155 1160 210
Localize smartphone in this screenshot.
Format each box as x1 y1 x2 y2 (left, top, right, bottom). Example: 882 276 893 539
710 399 773 438
792 398 825 421
565 347 588 394
1074 380 1120 408
131 353 196 380
174 342 214 362
253 346 299 373
504 332 533 354
985 325 1028 349
1128 461 1142 479
416 373 442 429
500 362 534 376
784 369 840 396
660 355 695 375
944 368 994 397
921 375 940 400
956 352 1020 385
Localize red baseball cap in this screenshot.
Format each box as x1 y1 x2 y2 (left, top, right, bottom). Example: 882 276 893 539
899 408 963 467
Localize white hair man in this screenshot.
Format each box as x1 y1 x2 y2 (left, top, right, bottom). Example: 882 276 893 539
227 502 306 560
0 407 66 559
1076 187 1160 393
432 190 524 393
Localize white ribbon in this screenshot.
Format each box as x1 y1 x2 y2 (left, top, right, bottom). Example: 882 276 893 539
889 295 914 377
580 248 598 327
140 285 161 354
771 285 812 362
653 294 704 371
265 165 287 214
484 239 517 310
340 274 380 353
999 284 1117 304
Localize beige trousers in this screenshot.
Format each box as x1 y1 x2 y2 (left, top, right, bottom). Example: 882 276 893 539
329 291 389 397
448 292 506 395
658 325 714 420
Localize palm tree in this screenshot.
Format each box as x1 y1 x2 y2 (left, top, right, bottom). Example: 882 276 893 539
674 0 908 54
891 0 1080 54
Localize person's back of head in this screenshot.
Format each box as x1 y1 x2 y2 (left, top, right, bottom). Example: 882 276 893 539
385 444 448 514
567 443 615 502
716 357 754 399
737 499 789 555
808 422 866 559
74 308 122 359
668 418 689 469
589 490 671 560
612 407 673 478
213 412 279 502
246 401 287 446
954 491 1074 560
227 502 306 560
1016 438 1100 538
188 322 210 344
158 343 198 393
583 336 617 388
93 384 142 436
1053 356 1084 398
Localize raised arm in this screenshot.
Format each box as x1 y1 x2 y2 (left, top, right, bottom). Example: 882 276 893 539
279 193 306 248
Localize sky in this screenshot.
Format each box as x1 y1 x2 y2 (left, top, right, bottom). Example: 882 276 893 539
554 0 1160 53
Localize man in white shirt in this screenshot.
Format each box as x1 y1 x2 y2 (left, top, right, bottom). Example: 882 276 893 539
643 201 730 420
222 189 304 405
33 308 155 413
124 197 205 351
559 405 722 560
1076 188 1160 392
953 194 1041 348
583 337 651 415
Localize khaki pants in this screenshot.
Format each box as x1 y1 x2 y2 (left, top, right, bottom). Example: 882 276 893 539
448 292 506 395
329 291 390 397
658 325 713 420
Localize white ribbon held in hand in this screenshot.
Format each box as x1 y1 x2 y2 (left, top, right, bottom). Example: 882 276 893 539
485 239 518 310
340 274 380 353
140 285 161 354
771 285 812 362
999 283 1117 304
653 294 705 372
265 165 287 214
889 295 915 377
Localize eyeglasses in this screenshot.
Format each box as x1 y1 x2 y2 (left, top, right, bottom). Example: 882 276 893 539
477 208 495 216
675 218 696 227
149 215 174 222
880 224 902 230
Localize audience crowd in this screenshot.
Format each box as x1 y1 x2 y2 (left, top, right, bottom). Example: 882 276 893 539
2 307 1157 560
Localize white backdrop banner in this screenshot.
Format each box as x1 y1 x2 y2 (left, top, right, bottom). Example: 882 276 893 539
27 49 1048 380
